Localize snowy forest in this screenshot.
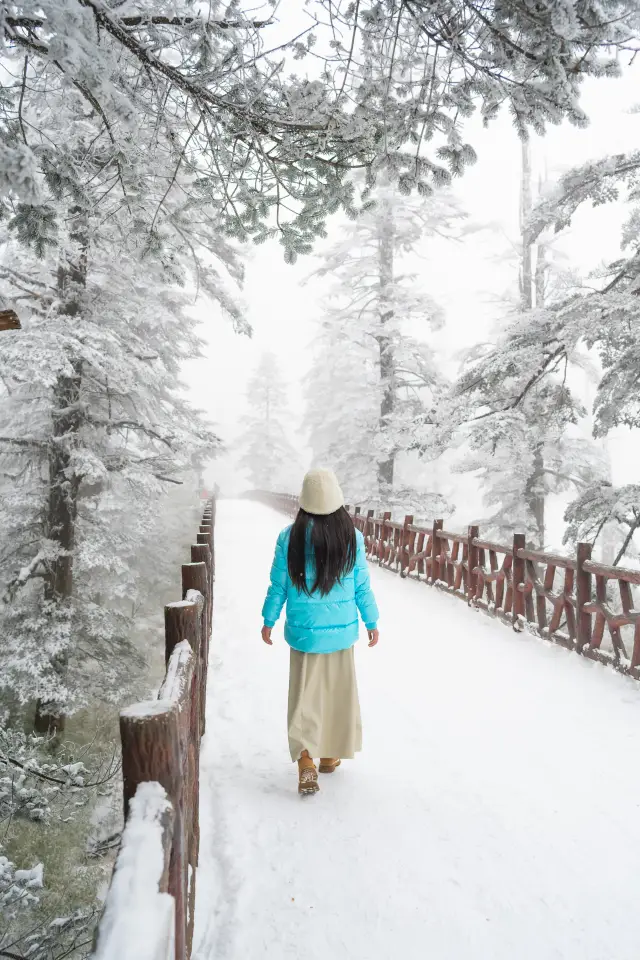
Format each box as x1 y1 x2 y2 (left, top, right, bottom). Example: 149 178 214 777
1 1 640 957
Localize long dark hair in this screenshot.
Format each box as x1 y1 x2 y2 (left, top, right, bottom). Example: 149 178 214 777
287 507 357 596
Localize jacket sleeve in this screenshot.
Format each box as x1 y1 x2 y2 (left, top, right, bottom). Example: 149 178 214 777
262 530 289 627
354 533 379 630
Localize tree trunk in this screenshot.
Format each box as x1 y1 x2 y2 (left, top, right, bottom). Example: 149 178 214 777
525 443 545 548
518 141 546 549
34 223 87 733
376 195 395 494
519 140 534 313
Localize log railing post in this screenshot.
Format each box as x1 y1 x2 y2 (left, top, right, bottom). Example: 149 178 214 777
576 542 593 653
467 524 479 602
120 703 187 960
512 533 526 627
193 540 213 637
182 562 208 735
200 523 214 577
165 602 202 956
431 519 443 584
401 515 413 577
380 511 392 563
164 600 202 868
366 509 374 555
185 590 206 739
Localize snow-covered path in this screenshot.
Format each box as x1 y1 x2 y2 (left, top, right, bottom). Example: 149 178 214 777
193 500 640 960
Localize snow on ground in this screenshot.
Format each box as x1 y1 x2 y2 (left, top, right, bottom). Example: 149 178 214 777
193 499 640 960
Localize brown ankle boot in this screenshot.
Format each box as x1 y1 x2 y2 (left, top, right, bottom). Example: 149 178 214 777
319 759 341 774
298 752 319 796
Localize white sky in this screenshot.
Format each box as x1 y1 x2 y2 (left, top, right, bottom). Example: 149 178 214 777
183 32 640 524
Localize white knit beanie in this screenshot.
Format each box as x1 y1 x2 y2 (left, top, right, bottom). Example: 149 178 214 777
299 468 345 516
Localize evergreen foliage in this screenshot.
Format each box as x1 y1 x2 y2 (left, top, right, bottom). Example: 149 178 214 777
305 178 461 516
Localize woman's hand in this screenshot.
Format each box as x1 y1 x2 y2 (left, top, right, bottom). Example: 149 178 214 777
368 628 379 647
261 625 273 646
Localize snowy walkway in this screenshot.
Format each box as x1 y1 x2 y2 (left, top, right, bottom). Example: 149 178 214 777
193 500 640 960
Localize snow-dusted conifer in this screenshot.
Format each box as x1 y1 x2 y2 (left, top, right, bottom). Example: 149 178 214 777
460 146 640 560
237 353 299 493
0 50 244 729
305 178 461 515
451 142 606 547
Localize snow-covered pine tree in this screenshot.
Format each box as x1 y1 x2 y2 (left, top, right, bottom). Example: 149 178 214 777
0 47 245 731
451 141 607 547
465 148 640 561
0 230 230 730
304 178 461 515
236 352 299 493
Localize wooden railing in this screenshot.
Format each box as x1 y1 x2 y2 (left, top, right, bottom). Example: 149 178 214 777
92 498 215 960
251 491 640 680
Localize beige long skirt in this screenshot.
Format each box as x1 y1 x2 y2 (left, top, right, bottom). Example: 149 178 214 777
287 646 362 762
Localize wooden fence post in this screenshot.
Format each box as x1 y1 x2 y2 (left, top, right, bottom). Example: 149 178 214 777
199 525 214 580
512 533 526 627
576 542 593 653
164 602 201 955
193 540 213 634
431 519 443 584
184 590 206 739
401 515 413 577
380 511 392 563
202 500 215 575
120 703 187 960
366 509 374 555
467 524 479 602
182 562 208 735
164 600 201 869
164 600 200 666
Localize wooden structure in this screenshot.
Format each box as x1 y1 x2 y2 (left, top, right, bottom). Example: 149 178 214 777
0 308 20 331
252 491 640 680
92 499 215 960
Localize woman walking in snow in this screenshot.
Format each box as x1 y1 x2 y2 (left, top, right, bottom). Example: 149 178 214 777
261 468 380 796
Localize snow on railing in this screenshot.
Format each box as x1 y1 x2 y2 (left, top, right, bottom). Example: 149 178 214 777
253 492 640 680
91 499 215 960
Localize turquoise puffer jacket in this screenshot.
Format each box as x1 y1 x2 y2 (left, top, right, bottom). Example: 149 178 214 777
262 525 379 654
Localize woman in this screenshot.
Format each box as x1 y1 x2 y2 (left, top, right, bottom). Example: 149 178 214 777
261 468 380 796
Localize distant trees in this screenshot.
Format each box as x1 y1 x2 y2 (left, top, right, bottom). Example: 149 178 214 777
237 353 299 492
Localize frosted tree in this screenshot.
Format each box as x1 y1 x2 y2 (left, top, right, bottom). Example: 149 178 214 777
0 43 246 731
1 1 637 262
237 353 299 492
0 228 230 730
519 150 640 560
451 142 606 547
305 179 461 515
